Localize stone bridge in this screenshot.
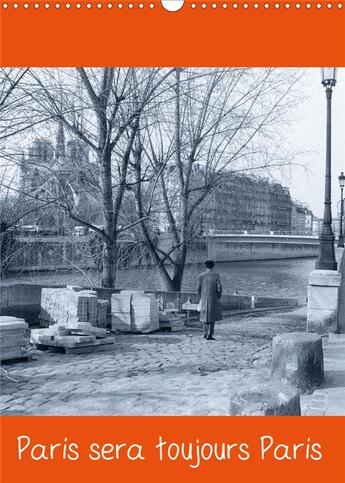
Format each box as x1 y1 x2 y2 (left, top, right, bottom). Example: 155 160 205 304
179 234 320 263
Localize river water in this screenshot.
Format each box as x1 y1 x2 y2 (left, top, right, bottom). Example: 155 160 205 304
5 257 319 302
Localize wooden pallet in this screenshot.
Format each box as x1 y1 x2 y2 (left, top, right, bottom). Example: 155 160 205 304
0 352 32 364
36 343 114 355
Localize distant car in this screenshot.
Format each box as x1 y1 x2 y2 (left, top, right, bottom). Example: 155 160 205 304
73 226 89 236
19 225 39 236
89 225 104 233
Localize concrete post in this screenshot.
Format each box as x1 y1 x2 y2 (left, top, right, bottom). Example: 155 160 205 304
307 270 341 334
229 382 301 416
271 332 324 394
337 250 345 333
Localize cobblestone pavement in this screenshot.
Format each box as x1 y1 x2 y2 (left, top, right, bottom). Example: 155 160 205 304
1 307 307 416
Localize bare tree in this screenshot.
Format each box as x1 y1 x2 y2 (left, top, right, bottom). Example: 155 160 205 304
25 68 174 287
131 68 301 291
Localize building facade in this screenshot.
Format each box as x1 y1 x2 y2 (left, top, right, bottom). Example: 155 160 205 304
202 173 292 234
19 123 101 232
291 201 314 236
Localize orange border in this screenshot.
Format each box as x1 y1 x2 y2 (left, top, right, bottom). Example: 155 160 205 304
0 1 345 66
1 416 345 483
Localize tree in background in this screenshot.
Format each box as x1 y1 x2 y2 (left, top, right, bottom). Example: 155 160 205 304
131 68 301 291
25 68 174 287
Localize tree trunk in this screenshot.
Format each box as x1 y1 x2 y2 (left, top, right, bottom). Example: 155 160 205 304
170 249 187 292
99 144 115 288
102 237 116 288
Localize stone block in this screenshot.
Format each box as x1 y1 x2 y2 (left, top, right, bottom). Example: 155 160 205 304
309 269 342 287
271 332 324 394
307 308 338 334
229 382 301 416
308 285 339 311
307 270 341 334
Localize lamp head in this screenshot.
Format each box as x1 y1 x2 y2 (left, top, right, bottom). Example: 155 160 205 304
321 68 337 88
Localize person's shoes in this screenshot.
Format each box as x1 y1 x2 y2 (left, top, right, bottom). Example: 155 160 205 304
207 336 216 340
203 334 207 339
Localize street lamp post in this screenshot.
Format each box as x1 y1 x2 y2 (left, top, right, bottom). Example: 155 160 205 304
316 68 338 271
338 172 345 248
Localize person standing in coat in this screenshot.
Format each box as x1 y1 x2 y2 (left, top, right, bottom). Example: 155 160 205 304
197 260 222 340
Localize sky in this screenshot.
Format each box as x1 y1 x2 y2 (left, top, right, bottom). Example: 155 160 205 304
284 67 345 218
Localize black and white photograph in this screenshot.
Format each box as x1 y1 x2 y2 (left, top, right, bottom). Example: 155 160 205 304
0 67 344 416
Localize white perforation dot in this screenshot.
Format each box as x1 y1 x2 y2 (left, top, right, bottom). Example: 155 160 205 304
149 2 154 7
264 2 270 7
212 2 217 7
24 3 29 7
243 3 248 8
66 3 71 8
275 3 280 7
34 3 39 8
2 3 8 8
139 2 144 7
285 3 290 7
295 2 301 7
327 2 332 7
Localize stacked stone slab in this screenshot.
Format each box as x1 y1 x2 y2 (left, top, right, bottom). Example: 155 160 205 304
40 287 108 328
0 316 30 361
35 287 113 354
131 292 159 332
31 323 115 354
96 300 109 328
159 311 186 332
111 292 132 332
111 291 159 333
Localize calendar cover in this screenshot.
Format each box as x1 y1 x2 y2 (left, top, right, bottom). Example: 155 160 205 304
0 2 344 482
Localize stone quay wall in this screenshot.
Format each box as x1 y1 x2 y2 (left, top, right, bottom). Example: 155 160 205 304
0 283 298 327
206 234 319 263
6 234 319 273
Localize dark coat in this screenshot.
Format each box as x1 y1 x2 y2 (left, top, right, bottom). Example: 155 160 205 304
197 269 222 323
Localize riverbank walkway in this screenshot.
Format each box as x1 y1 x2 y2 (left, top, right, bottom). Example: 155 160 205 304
0 307 307 415
0 303 343 416
1 247 344 415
